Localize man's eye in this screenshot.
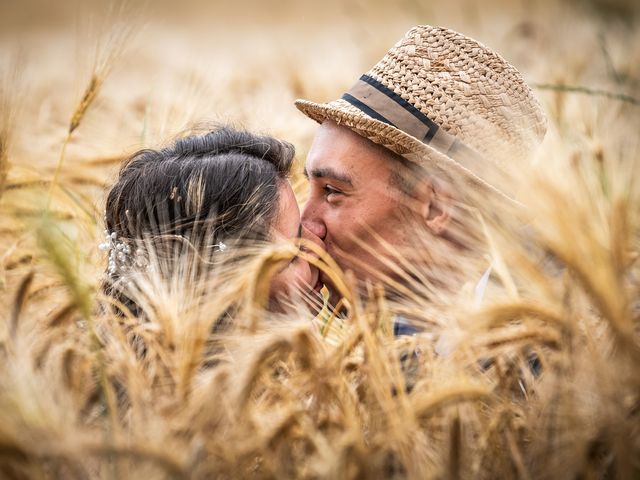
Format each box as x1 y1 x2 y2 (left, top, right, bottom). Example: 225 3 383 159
323 185 341 196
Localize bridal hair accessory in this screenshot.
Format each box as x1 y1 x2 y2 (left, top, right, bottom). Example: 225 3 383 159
99 229 228 278
99 230 132 277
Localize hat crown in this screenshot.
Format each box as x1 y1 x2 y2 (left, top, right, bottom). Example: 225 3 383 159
368 25 546 169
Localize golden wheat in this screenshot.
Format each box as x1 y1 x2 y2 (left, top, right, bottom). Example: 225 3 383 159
0 0 638 479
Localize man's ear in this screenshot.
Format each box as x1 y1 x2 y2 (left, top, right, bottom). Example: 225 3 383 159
419 178 453 236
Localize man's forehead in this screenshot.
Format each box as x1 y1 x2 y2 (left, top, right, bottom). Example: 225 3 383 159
304 140 357 187
304 124 355 176
304 121 398 183
314 120 370 151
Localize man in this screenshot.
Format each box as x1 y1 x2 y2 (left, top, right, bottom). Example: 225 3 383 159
296 25 546 329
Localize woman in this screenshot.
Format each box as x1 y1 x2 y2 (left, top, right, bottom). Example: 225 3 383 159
100 126 324 318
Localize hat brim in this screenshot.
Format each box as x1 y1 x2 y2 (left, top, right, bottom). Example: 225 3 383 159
294 98 517 204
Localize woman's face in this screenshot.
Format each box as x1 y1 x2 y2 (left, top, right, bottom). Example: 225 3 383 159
269 180 324 309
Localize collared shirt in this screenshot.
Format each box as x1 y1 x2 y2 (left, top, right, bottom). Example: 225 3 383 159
392 264 542 378
393 264 493 337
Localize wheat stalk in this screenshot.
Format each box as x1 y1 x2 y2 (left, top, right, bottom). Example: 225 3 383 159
533 83 640 106
47 1 136 205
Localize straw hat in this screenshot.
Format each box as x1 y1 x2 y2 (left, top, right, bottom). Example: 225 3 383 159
295 25 547 202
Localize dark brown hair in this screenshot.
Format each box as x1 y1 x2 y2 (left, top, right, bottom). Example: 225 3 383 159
106 126 294 243
102 126 295 316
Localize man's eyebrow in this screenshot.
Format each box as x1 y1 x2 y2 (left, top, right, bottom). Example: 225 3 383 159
304 167 353 186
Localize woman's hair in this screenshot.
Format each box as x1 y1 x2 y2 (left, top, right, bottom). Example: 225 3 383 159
106 126 294 244
102 126 295 316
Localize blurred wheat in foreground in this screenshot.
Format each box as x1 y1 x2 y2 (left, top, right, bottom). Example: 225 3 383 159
1 147 638 480
1 0 639 479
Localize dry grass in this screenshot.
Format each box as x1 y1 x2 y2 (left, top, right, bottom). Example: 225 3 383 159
0 0 639 478
47 0 137 205
0 53 22 203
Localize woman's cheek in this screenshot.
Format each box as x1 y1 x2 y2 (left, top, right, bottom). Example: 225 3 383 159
272 264 296 295
295 262 312 288
269 261 312 305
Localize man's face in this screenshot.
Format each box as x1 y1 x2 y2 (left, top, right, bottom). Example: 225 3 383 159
302 120 415 289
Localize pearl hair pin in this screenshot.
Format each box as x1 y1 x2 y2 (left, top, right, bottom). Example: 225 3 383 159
98 230 131 277
100 229 228 278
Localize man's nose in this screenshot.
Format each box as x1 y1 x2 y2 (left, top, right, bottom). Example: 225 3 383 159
301 200 327 240
301 224 325 253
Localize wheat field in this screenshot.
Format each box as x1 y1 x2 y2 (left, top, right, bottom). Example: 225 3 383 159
0 0 639 478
